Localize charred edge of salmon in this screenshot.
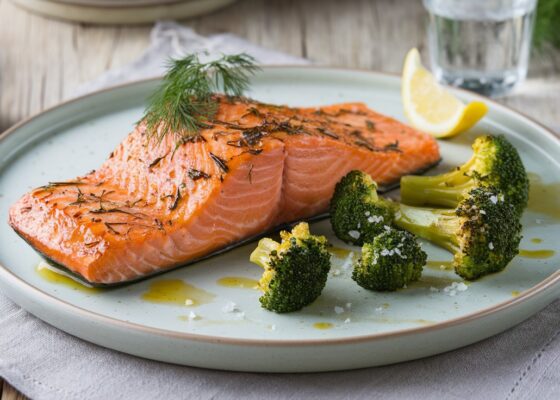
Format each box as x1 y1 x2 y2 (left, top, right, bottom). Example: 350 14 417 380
14 159 440 288
14 213 329 288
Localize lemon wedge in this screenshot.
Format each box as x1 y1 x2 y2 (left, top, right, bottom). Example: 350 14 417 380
401 48 488 138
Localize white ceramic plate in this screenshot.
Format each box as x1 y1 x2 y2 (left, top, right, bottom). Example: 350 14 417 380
0 67 559 372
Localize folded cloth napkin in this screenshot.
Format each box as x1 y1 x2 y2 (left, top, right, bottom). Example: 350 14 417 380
1 21 559 400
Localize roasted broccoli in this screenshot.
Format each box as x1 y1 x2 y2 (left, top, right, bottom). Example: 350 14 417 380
394 186 522 280
400 135 529 216
330 170 395 245
249 222 331 313
352 228 426 291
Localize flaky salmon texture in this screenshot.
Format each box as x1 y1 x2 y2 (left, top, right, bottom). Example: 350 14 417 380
9 96 440 285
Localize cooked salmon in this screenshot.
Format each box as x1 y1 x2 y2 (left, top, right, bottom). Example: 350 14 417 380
9 96 440 285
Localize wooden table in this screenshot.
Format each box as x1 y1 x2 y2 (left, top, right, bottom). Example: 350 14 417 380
0 0 558 398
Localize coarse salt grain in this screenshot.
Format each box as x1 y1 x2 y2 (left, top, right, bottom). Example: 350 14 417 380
222 301 239 313
348 230 361 240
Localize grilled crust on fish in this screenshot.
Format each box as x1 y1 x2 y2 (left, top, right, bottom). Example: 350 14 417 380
9 97 440 284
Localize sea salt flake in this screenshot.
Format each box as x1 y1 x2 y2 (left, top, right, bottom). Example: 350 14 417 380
222 301 239 313
489 242 494 250
348 230 361 240
344 318 351 324
270 324 276 331
334 306 345 314
368 215 383 224
490 195 498 204
187 311 199 321
375 306 384 314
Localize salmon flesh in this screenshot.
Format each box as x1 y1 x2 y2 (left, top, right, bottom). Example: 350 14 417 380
9 97 440 285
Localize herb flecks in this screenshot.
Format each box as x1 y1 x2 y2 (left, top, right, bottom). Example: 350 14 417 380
317 127 339 139
148 153 168 168
37 181 86 191
188 168 211 180
365 120 376 131
384 140 402 152
209 152 229 173
142 53 259 145
169 187 182 210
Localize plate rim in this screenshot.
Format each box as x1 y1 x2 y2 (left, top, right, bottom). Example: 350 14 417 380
1 66 559 347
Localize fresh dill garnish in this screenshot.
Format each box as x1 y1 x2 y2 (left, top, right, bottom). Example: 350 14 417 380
142 53 260 144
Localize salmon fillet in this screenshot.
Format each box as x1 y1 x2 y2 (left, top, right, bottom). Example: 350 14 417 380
9 97 440 285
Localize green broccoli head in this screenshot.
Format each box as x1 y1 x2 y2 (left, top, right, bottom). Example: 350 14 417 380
249 222 331 313
330 170 395 245
452 186 523 279
352 228 426 291
400 135 529 216
395 186 522 280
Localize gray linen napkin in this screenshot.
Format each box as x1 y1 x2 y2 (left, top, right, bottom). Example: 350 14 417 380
1 21 559 400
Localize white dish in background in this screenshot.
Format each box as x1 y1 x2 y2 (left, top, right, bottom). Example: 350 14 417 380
0 67 558 372
11 0 237 24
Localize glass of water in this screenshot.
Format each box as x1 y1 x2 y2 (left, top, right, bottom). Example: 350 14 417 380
423 0 537 97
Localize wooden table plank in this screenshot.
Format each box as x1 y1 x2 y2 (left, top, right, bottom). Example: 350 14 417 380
0 378 28 400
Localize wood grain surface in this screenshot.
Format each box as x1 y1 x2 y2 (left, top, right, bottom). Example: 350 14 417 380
0 0 559 398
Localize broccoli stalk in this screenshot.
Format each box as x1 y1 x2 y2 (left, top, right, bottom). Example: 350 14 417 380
394 187 522 280
249 222 331 313
400 135 529 216
352 228 427 291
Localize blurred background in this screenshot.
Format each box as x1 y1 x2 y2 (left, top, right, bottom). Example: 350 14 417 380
0 0 559 134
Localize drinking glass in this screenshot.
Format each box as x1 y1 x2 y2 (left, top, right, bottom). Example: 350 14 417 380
423 0 537 97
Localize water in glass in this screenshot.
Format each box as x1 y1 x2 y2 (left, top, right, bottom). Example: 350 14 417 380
424 0 537 97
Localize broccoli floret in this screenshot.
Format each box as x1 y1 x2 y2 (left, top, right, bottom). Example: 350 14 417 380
330 170 395 245
394 186 522 280
400 135 529 216
249 222 331 313
352 228 426 291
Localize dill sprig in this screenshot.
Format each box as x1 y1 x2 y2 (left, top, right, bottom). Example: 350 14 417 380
142 53 260 143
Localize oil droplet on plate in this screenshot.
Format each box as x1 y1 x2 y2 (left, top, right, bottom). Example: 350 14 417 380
329 247 353 258
36 261 100 294
141 279 215 306
313 322 334 330
518 249 555 259
527 173 560 219
511 290 521 297
530 238 542 244
425 260 454 271
217 276 259 289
